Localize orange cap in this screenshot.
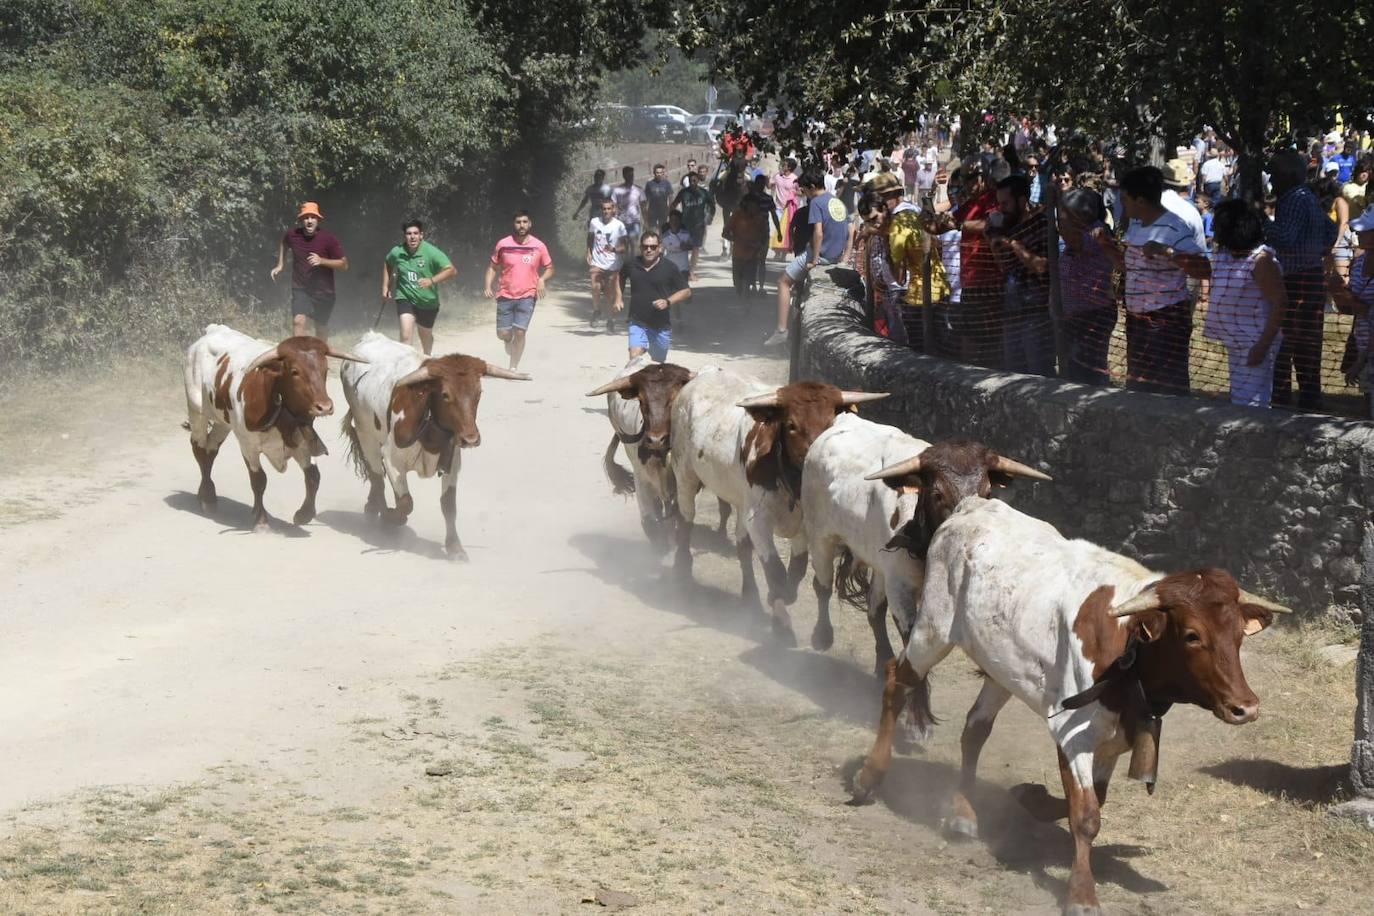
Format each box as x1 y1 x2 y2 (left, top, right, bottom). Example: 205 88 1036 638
296 201 323 221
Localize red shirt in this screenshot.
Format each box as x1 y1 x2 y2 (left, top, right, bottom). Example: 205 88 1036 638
956 190 999 290
282 227 345 297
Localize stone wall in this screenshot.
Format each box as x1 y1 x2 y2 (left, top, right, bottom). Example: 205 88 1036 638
799 283 1374 615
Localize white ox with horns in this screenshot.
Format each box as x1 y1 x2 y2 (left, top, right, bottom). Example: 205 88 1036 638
669 367 888 642
852 496 1289 916
340 331 530 560
800 417 1052 671
586 355 699 551
185 323 367 530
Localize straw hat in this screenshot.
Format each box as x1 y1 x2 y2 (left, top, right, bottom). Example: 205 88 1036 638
1161 160 1193 188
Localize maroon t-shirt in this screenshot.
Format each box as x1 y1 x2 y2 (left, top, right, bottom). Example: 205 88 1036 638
282 227 345 297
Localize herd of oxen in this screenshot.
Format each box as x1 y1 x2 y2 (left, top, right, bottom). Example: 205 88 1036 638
184 323 1289 915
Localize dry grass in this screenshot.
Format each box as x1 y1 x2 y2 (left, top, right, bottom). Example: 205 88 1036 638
0 617 1365 915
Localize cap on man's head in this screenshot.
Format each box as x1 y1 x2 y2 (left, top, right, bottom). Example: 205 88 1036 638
865 172 903 196
296 201 323 221
1323 160 1341 174
960 156 984 176
1161 160 1193 188
989 159 1011 182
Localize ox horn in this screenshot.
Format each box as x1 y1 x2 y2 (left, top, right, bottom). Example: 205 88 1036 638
864 454 922 482
839 391 890 406
245 346 281 373
736 390 781 409
586 376 637 397
991 455 1053 481
326 346 368 363
484 363 532 381
395 365 432 388
1238 589 1292 614
1108 588 1164 618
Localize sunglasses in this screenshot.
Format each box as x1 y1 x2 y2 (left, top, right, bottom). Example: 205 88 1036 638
642 243 660 250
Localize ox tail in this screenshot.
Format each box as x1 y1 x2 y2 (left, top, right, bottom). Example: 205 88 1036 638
835 547 872 613
340 409 370 481
602 432 636 497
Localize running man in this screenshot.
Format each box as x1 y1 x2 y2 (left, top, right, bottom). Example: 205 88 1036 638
586 199 627 331
673 170 714 281
644 163 674 231
484 210 554 371
270 201 347 342
572 168 611 222
382 220 455 354
612 166 647 250
620 230 692 362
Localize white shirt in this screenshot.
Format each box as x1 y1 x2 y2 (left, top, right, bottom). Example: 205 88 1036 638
611 184 645 226
824 171 839 195
662 228 694 272
1204 246 1278 350
588 217 627 271
1161 190 1207 249
937 229 962 303
1123 210 1204 313
1199 157 1227 185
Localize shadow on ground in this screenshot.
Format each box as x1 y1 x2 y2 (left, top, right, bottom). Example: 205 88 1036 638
164 491 309 538
315 508 452 561
1199 757 1350 808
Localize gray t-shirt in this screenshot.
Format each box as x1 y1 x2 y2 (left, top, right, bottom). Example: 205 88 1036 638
807 192 850 262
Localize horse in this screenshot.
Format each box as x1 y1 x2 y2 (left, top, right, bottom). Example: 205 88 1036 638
711 152 753 256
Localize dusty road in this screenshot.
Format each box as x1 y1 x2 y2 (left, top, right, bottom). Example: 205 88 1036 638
0 234 1368 915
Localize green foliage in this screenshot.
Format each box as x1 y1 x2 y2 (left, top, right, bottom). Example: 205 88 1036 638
674 0 1374 189
0 0 666 373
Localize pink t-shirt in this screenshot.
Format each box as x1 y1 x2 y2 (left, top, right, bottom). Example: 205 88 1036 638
490 234 552 300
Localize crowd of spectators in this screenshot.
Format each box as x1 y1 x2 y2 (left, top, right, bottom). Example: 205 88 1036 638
813 122 1374 417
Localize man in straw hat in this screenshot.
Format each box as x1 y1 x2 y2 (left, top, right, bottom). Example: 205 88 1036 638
271 201 348 343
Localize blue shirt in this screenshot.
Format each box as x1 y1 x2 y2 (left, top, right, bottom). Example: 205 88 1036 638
1265 184 1336 272
1330 152 1357 185
807 192 851 262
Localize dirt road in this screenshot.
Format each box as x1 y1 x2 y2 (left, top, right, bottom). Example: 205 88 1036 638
0 235 1368 914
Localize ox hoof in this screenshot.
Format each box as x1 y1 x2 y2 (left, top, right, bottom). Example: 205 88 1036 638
252 519 271 533
381 509 409 527
1062 905 1102 916
363 502 384 520
199 496 218 514
770 615 798 648
942 815 979 841
446 543 469 562
810 622 834 652
846 764 879 806
293 508 316 526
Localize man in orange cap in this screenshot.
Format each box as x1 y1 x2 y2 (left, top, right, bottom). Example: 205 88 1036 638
271 201 348 342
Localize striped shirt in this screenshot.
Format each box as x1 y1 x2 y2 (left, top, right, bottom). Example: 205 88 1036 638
1122 211 1202 314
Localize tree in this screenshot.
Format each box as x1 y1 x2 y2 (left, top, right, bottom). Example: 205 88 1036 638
673 0 1374 195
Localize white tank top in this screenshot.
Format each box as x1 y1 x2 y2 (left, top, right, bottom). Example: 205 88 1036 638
1203 245 1278 350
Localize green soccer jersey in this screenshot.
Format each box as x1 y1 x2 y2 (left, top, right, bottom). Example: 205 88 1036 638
386 240 453 308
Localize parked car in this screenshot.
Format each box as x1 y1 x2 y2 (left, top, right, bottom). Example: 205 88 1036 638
689 112 735 146
622 108 690 143
643 105 694 126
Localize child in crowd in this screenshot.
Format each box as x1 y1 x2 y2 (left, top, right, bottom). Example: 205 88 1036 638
928 211 962 358
725 197 771 299
1328 207 1374 417
1196 193 1214 243
1202 200 1287 407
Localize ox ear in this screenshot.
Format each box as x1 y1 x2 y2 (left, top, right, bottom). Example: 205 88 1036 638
741 416 781 490
1238 589 1289 637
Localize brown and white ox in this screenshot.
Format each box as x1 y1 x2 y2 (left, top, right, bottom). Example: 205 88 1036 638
669 366 887 642
184 324 366 529
587 356 701 552
801 422 1051 672
340 331 529 560
852 497 1289 916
